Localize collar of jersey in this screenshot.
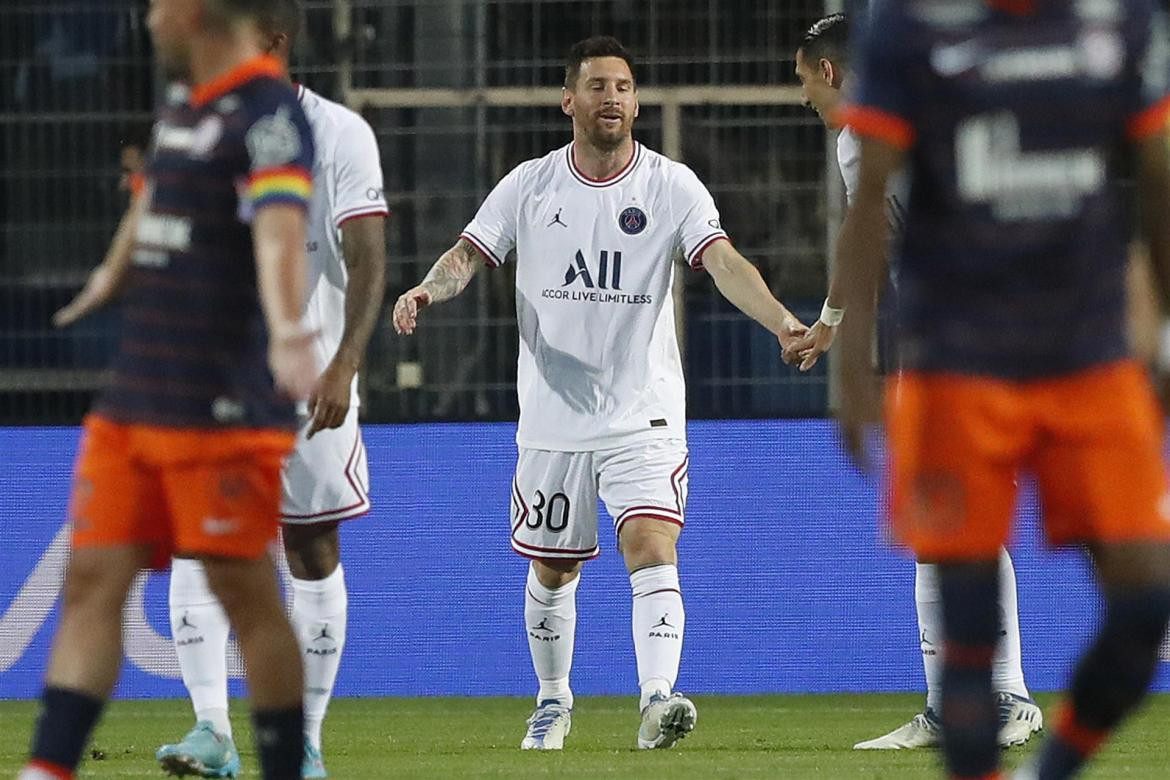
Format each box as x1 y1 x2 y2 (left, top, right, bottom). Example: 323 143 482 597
190 54 286 108
566 142 641 188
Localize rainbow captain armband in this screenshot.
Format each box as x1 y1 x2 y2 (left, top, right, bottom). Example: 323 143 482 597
247 166 312 210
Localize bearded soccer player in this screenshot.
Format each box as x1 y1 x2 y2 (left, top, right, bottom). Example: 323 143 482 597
394 35 807 751
149 1 388 776
834 1 1170 778
26 0 318 778
792 12 1040 751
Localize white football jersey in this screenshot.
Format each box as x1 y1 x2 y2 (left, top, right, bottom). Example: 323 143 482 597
837 125 908 232
296 84 389 410
462 141 728 451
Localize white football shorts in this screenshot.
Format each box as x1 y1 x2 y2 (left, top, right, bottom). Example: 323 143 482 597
510 438 689 560
281 407 370 525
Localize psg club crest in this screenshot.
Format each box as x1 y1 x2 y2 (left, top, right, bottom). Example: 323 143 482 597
618 206 648 235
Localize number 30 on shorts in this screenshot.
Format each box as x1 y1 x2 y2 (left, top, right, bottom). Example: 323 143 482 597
521 490 571 533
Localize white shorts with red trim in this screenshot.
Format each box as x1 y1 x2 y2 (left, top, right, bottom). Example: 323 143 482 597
281 407 370 525
510 438 688 560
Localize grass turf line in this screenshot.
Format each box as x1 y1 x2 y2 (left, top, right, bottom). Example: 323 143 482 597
0 694 1167 778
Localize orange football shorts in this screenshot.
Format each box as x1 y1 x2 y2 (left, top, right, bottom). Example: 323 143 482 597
69 414 295 565
886 360 1170 561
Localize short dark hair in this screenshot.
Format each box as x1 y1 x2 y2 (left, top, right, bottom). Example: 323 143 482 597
258 0 304 44
799 13 849 67
564 36 636 90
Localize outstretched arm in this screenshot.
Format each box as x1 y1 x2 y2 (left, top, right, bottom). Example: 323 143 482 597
701 238 808 355
392 237 484 335
53 191 147 327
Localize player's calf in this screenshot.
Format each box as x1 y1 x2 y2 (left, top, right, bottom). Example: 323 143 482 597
1032 585 1170 779
204 556 304 779
938 562 1002 780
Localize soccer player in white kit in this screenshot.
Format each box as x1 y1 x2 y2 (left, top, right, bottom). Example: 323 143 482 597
150 3 387 777
394 35 808 751
790 13 1042 751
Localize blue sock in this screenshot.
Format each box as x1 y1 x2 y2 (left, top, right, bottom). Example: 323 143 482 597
939 564 1000 780
251 705 304 780
1037 587 1170 780
28 686 105 775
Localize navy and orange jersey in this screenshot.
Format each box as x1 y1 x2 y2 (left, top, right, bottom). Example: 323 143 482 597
95 55 314 430
841 0 1170 379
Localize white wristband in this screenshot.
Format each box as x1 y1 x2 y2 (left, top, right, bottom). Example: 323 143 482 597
819 300 845 328
1158 320 1170 372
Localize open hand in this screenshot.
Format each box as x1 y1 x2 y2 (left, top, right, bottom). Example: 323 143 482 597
392 286 432 335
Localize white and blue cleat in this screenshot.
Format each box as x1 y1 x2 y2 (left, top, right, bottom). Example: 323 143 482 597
302 743 328 778
637 692 697 749
520 699 573 750
156 721 241 777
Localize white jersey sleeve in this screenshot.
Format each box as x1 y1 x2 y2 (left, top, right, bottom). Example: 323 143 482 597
668 164 729 270
331 114 389 228
460 164 523 267
837 125 909 231
836 126 862 205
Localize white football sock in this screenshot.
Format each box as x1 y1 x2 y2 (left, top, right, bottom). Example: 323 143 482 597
914 561 944 715
169 557 232 737
525 564 578 709
992 548 1030 699
291 564 348 752
630 564 684 711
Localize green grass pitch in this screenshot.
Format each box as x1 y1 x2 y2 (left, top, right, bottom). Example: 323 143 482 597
1 694 1167 777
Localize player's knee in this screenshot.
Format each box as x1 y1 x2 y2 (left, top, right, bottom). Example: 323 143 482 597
282 522 341 580
203 557 281 622
532 558 582 588
618 519 679 569
60 549 137 616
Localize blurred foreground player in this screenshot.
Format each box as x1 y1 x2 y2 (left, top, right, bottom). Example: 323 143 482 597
394 36 807 751
834 1 1170 778
25 0 318 777
153 1 387 776
792 12 1040 750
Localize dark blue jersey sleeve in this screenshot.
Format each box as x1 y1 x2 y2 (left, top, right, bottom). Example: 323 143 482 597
838 0 919 149
242 83 315 212
1127 1 1170 139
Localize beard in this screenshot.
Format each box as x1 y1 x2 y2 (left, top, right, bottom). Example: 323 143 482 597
581 116 633 152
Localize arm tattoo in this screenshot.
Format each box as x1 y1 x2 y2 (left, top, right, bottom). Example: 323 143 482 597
419 238 481 304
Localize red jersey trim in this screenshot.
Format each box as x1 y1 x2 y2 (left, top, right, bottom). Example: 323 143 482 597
566 142 642 187
689 234 730 270
191 55 286 108
1128 95 1170 141
836 105 916 150
460 231 503 267
987 0 1036 15
336 208 391 230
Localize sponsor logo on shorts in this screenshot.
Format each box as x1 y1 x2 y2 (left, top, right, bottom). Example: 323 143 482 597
202 516 240 536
